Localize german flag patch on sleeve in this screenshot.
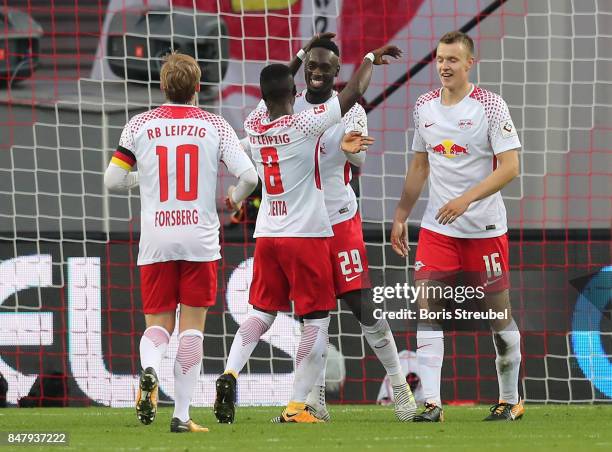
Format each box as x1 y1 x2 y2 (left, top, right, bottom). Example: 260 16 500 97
111 145 136 170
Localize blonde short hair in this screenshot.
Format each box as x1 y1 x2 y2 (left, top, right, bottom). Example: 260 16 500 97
160 52 201 104
438 31 475 56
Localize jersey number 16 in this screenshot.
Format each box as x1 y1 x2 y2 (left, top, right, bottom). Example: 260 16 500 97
156 144 198 202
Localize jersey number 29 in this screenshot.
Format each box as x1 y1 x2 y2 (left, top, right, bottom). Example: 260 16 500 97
156 145 198 202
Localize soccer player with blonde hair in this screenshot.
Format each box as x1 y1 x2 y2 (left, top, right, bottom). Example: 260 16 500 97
391 31 524 422
104 52 258 432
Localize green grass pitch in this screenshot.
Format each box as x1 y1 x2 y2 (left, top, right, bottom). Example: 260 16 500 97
1 405 611 451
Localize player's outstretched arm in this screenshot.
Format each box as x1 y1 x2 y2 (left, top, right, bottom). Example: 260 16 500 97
226 167 258 211
435 149 519 225
220 117 259 211
391 152 429 257
342 104 369 165
341 131 375 154
337 45 402 116
288 32 336 76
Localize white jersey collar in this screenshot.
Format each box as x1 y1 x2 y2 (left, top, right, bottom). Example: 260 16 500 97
299 89 338 106
439 84 475 107
162 102 196 107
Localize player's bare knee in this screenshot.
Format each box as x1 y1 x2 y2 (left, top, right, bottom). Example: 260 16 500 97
341 289 376 325
178 305 209 333
479 289 512 331
145 312 175 334
416 279 446 311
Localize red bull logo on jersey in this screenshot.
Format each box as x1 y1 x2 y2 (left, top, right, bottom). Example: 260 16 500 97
431 139 469 158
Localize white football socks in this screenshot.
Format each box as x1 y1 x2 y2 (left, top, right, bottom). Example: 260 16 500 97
416 327 444 406
362 319 405 386
292 317 330 403
139 325 170 374
173 329 203 422
306 318 406 407
305 346 327 409
225 310 276 375
492 319 521 404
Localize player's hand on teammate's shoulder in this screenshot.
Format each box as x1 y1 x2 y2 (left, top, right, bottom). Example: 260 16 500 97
341 131 375 154
435 195 472 225
370 45 403 65
390 220 410 257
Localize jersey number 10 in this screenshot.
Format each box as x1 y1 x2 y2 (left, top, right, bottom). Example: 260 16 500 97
156 145 198 202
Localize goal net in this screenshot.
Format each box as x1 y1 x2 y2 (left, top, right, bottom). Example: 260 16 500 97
0 0 610 407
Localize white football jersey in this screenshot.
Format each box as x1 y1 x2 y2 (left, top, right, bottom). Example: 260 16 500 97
294 90 368 225
412 85 521 238
115 104 254 265
244 97 342 237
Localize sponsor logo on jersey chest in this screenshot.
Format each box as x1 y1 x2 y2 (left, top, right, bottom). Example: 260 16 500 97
430 139 469 158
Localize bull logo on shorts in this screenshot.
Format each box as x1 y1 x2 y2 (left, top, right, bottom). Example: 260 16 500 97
431 139 469 159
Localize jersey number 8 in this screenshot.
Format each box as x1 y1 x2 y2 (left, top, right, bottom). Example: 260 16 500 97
261 146 285 195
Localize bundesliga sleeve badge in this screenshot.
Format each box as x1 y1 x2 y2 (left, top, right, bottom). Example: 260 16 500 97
500 119 517 138
313 104 327 114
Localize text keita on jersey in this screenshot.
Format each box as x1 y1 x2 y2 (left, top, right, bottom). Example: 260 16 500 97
268 200 287 217
146 125 207 140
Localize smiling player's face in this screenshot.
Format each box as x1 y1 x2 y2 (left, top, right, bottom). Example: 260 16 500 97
304 47 339 95
436 42 474 91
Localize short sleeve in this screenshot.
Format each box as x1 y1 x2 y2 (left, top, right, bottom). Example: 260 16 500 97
239 136 252 156
293 96 342 137
218 117 256 177
111 121 137 170
244 99 268 132
343 103 368 135
118 120 135 152
486 96 521 154
411 108 427 153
